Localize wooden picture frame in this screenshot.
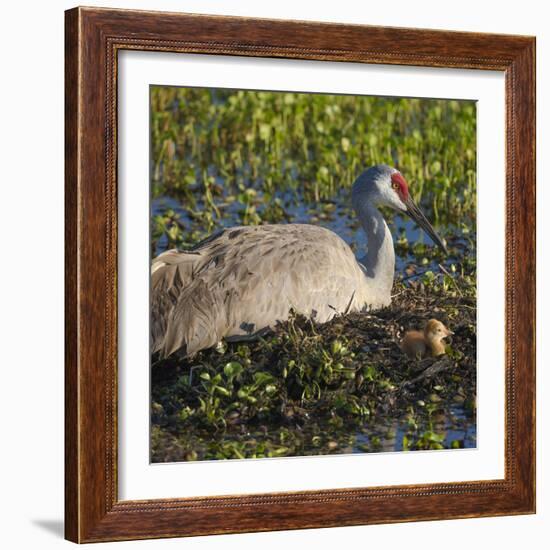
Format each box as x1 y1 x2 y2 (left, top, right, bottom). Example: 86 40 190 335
65 6 536 543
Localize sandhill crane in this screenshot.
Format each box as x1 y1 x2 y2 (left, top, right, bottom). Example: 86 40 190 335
151 164 447 358
401 319 454 358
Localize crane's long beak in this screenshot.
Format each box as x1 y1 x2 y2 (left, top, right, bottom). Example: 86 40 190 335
404 195 448 254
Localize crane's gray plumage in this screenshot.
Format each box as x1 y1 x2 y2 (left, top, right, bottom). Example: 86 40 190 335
151 165 446 358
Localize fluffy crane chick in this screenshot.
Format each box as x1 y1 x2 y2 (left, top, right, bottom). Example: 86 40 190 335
400 319 453 359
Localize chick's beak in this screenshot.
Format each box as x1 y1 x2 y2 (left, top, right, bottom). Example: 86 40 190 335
404 195 448 254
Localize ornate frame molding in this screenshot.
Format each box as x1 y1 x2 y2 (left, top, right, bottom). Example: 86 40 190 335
65 7 535 542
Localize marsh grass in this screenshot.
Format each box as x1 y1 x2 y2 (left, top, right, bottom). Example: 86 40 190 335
151 87 476 237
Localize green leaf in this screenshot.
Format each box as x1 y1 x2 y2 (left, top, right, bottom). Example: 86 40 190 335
224 361 243 378
253 372 274 385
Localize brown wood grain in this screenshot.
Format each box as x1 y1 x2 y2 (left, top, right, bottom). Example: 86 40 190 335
64 6 536 543
64 7 79 543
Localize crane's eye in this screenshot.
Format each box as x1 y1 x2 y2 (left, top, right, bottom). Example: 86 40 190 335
392 182 400 191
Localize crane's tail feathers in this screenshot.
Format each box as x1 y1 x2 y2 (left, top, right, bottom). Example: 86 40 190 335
160 279 223 358
151 250 204 358
151 251 198 296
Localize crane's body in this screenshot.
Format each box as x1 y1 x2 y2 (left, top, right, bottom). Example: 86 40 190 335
151 165 446 358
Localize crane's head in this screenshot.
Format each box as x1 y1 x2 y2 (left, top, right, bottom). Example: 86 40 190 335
425 318 454 342
352 164 448 254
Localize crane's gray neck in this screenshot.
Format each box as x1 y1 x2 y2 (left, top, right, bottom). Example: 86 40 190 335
356 201 395 300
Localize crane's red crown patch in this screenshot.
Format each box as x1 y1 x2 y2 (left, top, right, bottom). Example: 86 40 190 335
391 172 409 200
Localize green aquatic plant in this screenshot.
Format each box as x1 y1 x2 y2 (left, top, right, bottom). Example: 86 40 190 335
151 261 477 462
150 87 476 245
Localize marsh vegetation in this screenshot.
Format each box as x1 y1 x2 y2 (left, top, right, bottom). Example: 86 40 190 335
150 86 477 462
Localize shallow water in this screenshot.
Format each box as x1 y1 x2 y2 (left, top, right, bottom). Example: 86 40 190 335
353 405 476 453
151 192 469 278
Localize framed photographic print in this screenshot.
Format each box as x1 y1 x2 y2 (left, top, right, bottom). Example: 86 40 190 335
65 6 536 543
